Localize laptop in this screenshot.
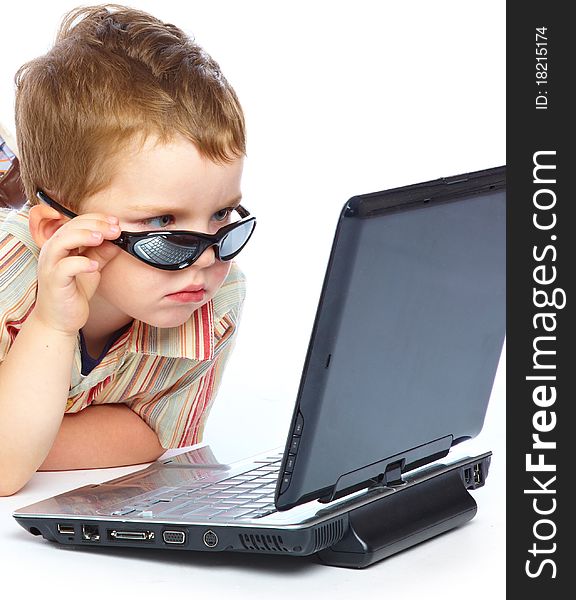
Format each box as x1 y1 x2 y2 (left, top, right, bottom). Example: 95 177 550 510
13 165 506 568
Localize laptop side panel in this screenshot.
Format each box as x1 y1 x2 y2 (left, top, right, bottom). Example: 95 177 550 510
276 167 506 510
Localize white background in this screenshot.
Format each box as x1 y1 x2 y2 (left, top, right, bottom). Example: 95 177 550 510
0 1 506 598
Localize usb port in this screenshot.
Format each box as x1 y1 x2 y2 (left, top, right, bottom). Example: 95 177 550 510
463 467 473 486
473 463 484 486
57 524 75 535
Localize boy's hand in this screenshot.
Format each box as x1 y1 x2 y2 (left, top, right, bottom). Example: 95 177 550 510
34 213 122 335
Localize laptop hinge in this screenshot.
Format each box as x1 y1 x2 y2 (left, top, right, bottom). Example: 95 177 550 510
382 460 404 487
320 435 453 503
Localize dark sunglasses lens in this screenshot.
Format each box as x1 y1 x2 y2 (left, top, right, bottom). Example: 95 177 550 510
219 220 255 260
133 235 202 266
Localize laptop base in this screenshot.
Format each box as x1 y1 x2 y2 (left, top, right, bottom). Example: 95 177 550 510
14 453 490 567
14 452 492 569
316 452 490 568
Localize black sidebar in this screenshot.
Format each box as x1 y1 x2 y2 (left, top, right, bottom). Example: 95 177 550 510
507 4 573 597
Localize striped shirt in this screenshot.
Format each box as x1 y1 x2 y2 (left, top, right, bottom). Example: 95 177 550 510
0 203 246 448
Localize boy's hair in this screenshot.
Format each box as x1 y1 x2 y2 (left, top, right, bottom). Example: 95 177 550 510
14 3 246 210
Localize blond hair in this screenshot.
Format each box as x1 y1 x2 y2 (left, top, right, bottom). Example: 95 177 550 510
15 3 245 210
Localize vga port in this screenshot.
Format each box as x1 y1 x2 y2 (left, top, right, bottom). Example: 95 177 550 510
163 530 186 545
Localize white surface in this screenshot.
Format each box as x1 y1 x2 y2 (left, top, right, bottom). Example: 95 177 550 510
0 352 505 599
0 1 505 597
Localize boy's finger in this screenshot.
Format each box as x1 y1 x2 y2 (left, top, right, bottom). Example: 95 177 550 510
44 222 120 265
64 215 119 230
52 255 100 284
82 240 122 269
40 228 108 270
64 219 121 242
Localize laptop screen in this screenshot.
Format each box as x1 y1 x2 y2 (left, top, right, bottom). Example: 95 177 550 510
277 167 506 510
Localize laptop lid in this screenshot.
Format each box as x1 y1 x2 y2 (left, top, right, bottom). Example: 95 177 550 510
275 166 506 511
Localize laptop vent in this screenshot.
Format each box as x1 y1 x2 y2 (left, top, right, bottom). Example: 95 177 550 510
313 518 346 552
238 533 290 553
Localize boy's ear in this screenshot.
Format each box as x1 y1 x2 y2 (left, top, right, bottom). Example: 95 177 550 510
28 204 69 248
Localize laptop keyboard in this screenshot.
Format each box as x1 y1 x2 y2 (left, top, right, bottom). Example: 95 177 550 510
108 454 282 521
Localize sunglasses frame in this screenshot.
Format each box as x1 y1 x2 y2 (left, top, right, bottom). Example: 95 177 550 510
36 189 256 270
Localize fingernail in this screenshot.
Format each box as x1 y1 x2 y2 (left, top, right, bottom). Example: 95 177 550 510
92 231 102 239
107 216 119 224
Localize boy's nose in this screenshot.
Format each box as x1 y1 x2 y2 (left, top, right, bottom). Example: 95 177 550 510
193 244 217 269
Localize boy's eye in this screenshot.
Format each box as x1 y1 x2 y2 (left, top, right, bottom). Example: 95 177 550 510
139 214 174 228
213 208 234 222
136 208 234 229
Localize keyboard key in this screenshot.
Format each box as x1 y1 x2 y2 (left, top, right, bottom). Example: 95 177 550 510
211 508 258 520
111 508 136 516
213 499 250 506
252 508 277 518
182 507 225 519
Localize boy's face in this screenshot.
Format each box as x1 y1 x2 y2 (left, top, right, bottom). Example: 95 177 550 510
80 135 244 331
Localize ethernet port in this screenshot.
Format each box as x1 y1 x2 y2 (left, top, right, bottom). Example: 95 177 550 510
82 524 100 542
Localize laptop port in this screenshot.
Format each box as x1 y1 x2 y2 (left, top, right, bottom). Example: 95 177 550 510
203 529 218 548
463 462 485 489
163 530 186 545
81 524 100 541
107 529 155 541
57 524 75 535
473 463 484 486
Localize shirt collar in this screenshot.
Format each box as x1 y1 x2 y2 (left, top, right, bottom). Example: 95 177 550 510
127 300 215 361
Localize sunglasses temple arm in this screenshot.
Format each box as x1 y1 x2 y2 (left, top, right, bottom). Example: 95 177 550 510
36 190 78 220
237 205 250 219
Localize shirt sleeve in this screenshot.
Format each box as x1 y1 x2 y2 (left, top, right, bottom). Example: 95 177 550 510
0 233 38 364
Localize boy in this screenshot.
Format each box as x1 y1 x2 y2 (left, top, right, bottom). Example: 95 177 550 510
0 4 253 496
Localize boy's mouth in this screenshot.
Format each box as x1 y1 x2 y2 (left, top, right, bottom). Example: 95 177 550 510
165 285 206 303
172 285 205 294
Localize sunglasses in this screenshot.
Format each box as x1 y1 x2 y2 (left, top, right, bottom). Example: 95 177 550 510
36 190 256 271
